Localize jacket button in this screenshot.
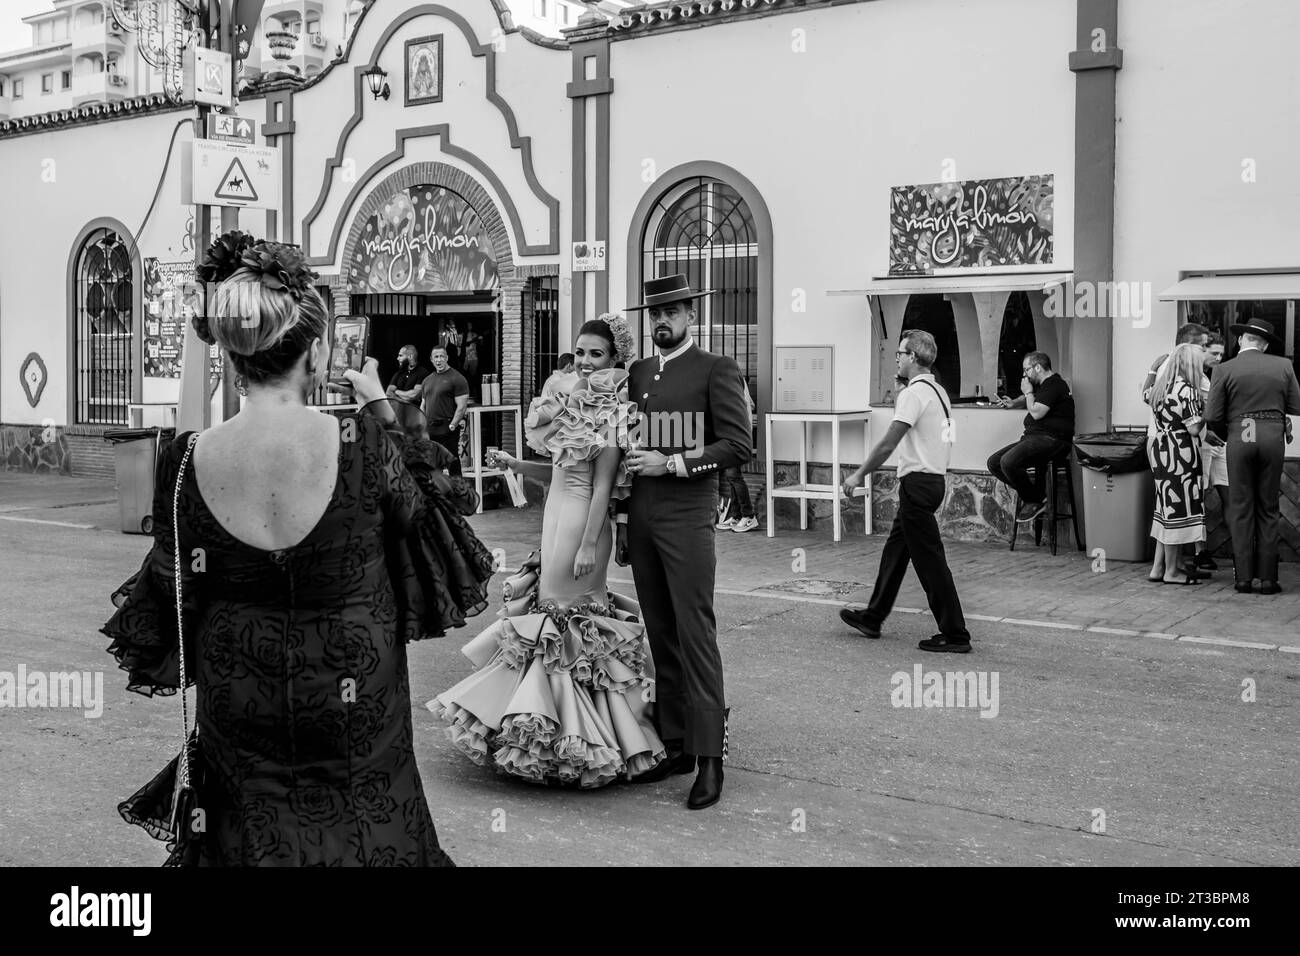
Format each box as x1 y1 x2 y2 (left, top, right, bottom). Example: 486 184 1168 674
642 393 649 399
654 374 661 381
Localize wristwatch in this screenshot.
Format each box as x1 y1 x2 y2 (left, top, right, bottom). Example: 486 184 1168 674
666 457 678 475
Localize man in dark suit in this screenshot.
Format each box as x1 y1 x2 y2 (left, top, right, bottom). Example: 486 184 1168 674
1205 318 1300 594
617 274 753 810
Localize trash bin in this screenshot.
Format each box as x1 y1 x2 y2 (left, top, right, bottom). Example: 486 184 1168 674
1073 431 1155 561
104 427 164 535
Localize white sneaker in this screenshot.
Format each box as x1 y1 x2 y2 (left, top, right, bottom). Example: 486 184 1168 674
731 516 760 533
715 516 737 530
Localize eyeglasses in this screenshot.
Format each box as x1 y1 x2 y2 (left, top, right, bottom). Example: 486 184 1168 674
896 349 913 357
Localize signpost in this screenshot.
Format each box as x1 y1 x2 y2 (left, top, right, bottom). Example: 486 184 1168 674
206 113 256 143
185 140 279 209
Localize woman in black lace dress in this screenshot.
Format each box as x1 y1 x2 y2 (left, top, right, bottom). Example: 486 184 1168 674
102 235 494 866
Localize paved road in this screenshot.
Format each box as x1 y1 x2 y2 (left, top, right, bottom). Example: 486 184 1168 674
2 511 1296 866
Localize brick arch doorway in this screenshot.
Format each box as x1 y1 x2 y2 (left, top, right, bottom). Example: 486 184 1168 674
337 163 524 456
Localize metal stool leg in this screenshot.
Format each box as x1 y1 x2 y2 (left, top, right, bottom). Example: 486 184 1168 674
1047 463 1059 555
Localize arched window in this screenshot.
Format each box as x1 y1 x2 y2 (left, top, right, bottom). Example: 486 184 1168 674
997 290 1037 396
641 178 759 405
73 227 134 424
901 294 960 396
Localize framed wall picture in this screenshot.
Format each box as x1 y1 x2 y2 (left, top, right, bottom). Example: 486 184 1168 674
405 34 443 106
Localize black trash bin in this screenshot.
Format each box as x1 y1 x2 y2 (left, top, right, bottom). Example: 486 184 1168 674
1073 431 1155 561
104 427 173 535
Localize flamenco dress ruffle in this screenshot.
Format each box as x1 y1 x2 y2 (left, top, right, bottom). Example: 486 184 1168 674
429 556 666 788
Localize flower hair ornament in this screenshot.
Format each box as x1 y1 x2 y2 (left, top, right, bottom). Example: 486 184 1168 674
599 312 637 365
192 230 320 345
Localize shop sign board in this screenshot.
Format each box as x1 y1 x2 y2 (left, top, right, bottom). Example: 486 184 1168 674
184 140 280 210
350 185 500 293
888 174 1054 276
572 240 606 273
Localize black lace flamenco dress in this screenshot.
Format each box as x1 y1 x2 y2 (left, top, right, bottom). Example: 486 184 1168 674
101 402 495 866
429 369 667 787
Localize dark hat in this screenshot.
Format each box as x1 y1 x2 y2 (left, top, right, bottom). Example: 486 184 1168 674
624 273 716 311
1229 317 1283 352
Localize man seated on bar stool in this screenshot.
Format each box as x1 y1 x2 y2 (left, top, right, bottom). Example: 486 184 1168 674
989 351 1076 523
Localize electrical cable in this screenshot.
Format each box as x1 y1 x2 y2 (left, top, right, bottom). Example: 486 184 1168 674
132 117 192 252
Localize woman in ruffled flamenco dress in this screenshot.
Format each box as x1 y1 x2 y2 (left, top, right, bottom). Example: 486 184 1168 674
102 232 495 866
429 317 667 787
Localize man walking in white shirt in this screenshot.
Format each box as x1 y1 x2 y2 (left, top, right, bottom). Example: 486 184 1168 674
839 330 971 653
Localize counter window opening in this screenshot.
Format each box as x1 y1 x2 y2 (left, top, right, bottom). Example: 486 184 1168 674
72 227 136 425
899 294 960 398
640 177 761 438
1183 297 1298 379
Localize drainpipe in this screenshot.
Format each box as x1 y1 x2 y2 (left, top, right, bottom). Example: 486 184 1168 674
1069 0 1123 434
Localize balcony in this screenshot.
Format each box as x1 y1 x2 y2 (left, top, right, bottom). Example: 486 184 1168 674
70 18 127 56
71 70 129 106
259 29 327 78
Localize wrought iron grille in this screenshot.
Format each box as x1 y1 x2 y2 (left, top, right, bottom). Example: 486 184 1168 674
74 228 134 425
640 178 759 407
531 275 560 395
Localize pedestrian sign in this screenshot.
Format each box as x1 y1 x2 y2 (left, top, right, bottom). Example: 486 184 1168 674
183 140 279 210
206 113 256 144
215 157 258 202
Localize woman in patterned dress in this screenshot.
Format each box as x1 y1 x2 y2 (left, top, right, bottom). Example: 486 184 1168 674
103 236 495 865
1147 342 1208 585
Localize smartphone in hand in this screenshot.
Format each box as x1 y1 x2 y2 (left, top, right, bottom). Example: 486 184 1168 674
328 315 370 388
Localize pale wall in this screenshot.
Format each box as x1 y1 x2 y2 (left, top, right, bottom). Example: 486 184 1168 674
1112 0 1300 427
0 108 193 427
607 0 1077 465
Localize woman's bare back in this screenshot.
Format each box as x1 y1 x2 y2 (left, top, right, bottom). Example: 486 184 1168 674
192 408 341 552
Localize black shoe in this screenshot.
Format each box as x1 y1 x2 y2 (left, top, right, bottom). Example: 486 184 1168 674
1194 552 1219 571
1259 580 1282 595
630 748 696 784
687 756 724 810
1015 501 1047 522
1234 580 1255 594
840 606 881 639
918 634 972 653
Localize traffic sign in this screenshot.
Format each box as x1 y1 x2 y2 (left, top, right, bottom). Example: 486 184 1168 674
186 46 233 108
184 140 279 210
206 113 256 144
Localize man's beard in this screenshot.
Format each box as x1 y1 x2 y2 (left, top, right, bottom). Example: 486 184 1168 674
654 326 688 350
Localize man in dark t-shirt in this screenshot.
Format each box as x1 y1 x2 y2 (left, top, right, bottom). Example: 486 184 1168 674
386 345 429 402
421 346 470 473
988 351 1076 522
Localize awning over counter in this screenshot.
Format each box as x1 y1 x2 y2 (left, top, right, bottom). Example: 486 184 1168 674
828 271 1073 297
1158 273 1300 301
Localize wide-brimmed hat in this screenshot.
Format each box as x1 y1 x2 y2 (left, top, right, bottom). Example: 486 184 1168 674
624 273 716 311
1229 317 1283 352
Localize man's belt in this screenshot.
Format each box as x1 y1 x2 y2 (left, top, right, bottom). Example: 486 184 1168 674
1237 410 1287 421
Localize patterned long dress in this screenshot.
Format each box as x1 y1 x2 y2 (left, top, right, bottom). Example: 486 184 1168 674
1148 377 1206 545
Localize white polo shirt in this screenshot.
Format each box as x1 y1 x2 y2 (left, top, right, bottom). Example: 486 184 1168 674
892 373 951 477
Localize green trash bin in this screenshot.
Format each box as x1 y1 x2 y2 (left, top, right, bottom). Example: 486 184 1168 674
104 427 162 535
1074 432 1155 562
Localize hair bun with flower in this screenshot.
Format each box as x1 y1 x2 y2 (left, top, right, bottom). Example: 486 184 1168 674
600 312 637 365
193 230 319 344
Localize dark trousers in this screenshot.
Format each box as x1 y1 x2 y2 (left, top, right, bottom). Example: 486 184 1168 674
629 480 727 756
429 425 462 476
987 434 1071 504
863 472 969 641
1225 419 1285 582
717 466 755 519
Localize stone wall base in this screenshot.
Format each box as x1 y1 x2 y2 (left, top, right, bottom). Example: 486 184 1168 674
2 423 73 475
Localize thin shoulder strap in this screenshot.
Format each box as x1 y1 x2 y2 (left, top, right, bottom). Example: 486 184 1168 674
913 379 950 418
172 433 199 783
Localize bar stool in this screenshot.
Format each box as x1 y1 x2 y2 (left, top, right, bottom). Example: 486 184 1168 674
1009 452 1083 556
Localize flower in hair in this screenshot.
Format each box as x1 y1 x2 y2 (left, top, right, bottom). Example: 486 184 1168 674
197 229 259 286
239 241 319 301
599 312 637 365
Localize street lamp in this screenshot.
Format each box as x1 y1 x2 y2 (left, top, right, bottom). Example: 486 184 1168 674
362 64 389 101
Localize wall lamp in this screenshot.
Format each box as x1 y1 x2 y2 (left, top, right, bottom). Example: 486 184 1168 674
363 64 390 101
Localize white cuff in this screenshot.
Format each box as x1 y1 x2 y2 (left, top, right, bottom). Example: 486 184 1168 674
615 514 629 525
673 454 689 477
